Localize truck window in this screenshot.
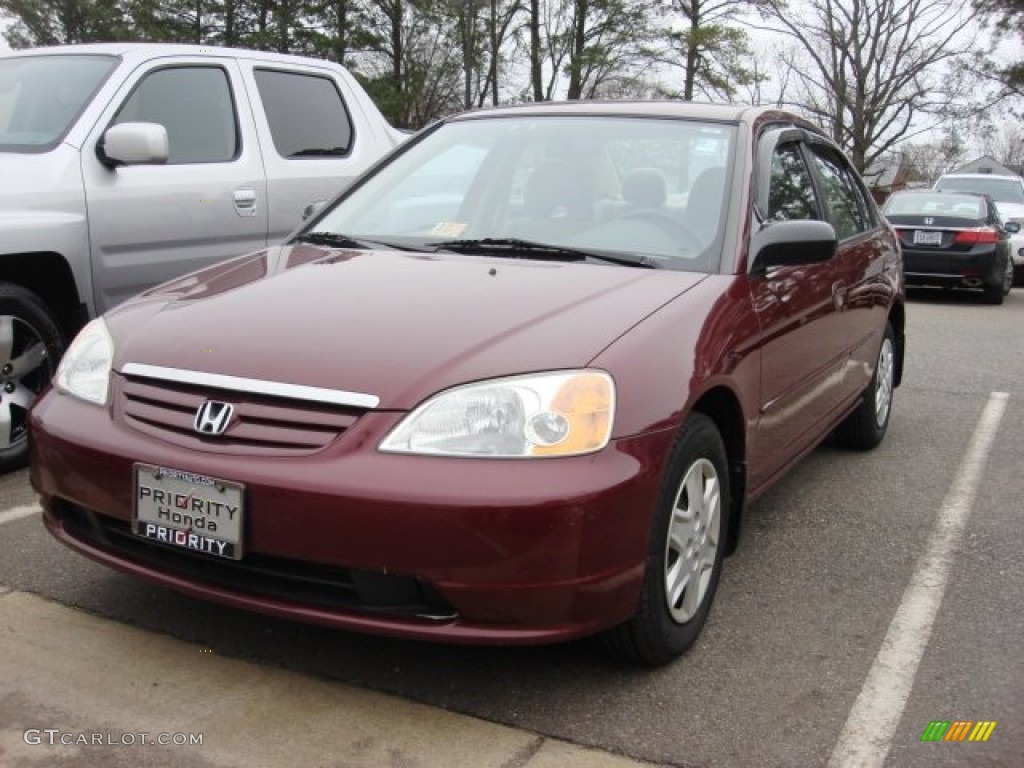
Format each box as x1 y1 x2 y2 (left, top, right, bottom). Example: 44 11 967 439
253 69 354 159
112 66 238 164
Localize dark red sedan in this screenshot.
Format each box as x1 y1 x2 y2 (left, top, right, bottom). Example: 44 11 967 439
30 103 905 664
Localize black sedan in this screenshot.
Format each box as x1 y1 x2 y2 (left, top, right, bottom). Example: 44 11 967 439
883 189 1019 304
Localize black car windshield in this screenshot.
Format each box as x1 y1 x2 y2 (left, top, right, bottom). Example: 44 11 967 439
0 54 119 152
309 115 736 272
935 176 1024 204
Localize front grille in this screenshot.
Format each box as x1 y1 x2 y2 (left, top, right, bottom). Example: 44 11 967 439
119 374 365 456
55 500 457 621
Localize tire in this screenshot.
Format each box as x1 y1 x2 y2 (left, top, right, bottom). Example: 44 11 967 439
1014 265 1024 288
0 284 65 472
983 281 1005 305
596 413 729 665
982 255 1011 304
833 323 895 451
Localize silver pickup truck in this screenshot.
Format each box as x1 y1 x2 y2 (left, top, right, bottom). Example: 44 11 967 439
0 43 404 469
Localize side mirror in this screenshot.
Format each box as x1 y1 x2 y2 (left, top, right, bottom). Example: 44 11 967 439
302 201 327 221
1005 221 1021 234
99 122 169 167
750 219 838 274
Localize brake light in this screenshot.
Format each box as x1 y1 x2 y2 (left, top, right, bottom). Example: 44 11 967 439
953 228 999 244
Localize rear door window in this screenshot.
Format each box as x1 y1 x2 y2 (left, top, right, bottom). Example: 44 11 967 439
253 69 354 159
806 145 872 240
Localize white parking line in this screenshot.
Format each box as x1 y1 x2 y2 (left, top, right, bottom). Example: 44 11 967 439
827 391 1009 768
0 504 40 527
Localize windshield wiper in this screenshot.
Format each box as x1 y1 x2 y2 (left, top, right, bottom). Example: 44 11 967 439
433 238 658 268
293 232 427 252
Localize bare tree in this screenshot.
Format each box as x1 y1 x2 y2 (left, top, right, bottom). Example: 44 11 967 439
899 131 969 185
759 0 981 172
535 0 655 100
652 0 766 101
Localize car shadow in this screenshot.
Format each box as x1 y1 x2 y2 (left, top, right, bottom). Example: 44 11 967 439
905 285 1013 305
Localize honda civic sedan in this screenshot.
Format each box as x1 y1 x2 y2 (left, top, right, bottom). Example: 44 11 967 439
30 102 905 665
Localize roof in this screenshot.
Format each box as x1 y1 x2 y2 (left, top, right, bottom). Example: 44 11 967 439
448 100 821 132
0 42 340 70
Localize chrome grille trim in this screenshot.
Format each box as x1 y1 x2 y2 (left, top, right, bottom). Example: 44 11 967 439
121 363 380 409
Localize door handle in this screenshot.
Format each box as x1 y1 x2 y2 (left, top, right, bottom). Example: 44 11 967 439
233 189 257 217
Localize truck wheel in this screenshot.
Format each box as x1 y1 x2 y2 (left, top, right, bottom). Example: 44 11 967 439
0 284 65 471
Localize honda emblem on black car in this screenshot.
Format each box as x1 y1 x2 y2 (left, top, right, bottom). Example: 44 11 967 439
194 401 234 436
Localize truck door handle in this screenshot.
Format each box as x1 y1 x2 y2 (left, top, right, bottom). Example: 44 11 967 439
233 189 257 217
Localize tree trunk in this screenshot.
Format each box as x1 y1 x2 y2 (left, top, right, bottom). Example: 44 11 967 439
530 0 543 101
566 0 587 100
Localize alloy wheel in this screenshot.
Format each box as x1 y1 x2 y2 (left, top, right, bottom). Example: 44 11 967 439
664 457 721 623
0 315 53 450
874 337 894 429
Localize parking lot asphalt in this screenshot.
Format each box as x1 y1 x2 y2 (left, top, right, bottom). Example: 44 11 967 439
0 286 1022 767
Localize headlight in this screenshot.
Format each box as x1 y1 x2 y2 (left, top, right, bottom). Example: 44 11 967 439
380 370 615 458
55 317 114 405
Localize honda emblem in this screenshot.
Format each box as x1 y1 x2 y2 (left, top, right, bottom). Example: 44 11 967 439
194 401 234 436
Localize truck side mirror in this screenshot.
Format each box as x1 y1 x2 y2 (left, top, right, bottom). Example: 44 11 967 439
99 123 170 167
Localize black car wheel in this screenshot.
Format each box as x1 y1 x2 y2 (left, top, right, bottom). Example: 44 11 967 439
597 413 729 665
982 254 1012 304
0 284 64 471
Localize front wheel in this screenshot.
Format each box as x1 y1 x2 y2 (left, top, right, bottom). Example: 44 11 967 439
596 413 729 665
833 323 895 450
0 284 64 471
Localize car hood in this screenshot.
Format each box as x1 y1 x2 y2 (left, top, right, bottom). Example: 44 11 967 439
108 244 707 409
995 201 1024 220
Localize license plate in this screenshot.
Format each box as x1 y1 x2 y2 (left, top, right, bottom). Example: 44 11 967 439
133 463 244 559
913 230 943 245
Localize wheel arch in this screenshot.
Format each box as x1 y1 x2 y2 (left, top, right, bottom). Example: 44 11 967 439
691 386 747 556
0 253 86 344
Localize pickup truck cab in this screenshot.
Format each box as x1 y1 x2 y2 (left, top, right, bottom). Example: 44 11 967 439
0 43 403 468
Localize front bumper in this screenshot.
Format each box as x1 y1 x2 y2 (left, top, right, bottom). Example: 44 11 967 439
30 386 672 645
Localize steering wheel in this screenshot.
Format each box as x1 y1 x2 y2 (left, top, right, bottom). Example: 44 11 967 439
617 209 704 252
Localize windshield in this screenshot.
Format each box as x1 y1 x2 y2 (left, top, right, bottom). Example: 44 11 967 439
0 54 118 152
310 115 736 271
935 176 1024 204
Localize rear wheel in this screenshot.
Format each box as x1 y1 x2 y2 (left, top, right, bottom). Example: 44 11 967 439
834 323 895 450
0 284 64 471
983 255 1011 304
596 413 729 665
